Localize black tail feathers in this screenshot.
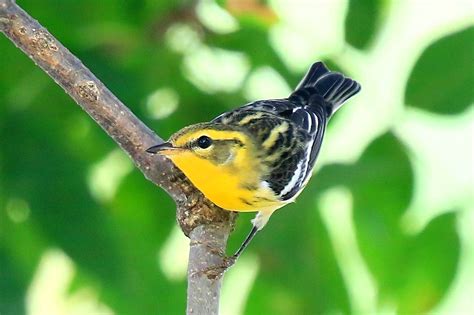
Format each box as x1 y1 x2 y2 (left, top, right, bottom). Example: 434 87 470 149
290 62 361 117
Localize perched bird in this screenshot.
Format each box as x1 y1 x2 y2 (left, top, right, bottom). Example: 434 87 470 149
147 62 360 261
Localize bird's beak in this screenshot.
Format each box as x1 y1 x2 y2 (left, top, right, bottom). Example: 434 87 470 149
146 142 181 156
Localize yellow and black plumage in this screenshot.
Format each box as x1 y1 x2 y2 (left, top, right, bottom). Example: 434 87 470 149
147 62 361 260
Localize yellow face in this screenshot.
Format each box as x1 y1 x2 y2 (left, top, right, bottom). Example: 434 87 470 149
149 123 278 211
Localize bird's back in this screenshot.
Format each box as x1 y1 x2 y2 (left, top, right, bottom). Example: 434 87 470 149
213 62 361 201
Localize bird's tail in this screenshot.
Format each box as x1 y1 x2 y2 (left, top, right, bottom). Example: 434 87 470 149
290 62 361 117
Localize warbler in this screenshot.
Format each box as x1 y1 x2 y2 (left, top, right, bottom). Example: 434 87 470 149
147 62 360 260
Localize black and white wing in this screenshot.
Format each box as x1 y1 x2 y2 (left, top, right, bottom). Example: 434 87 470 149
213 62 361 201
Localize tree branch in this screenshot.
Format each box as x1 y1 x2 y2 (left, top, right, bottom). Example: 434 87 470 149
0 1 236 313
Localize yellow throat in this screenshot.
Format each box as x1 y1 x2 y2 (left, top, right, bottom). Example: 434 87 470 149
166 145 279 212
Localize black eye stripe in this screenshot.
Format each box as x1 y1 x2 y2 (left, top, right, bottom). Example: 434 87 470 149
212 138 244 146
231 138 244 147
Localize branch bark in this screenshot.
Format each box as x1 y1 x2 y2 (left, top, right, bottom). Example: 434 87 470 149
0 1 236 314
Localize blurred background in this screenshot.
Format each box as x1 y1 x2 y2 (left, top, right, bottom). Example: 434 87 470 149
0 0 473 314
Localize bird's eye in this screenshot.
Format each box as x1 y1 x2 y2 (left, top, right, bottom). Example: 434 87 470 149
197 136 212 149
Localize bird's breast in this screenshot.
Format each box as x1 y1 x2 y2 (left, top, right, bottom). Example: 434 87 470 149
168 152 280 212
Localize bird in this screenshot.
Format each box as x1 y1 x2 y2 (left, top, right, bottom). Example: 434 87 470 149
146 61 361 263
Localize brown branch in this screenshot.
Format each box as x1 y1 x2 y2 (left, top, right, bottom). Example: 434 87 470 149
0 1 236 314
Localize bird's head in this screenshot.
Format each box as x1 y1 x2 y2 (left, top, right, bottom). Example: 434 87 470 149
146 123 254 167
146 123 267 211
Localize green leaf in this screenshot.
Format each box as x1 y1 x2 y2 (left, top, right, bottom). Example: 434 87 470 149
405 26 474 114
0 249 27 315
350 134 413 294
397 212 460 313
345 0 388 49
317 133 459 311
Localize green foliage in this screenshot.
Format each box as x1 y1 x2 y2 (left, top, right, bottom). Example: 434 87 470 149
405 26 474 115
397 212 459 313
345 0 388 49
0 1 470 314
0 250 27 315
317 134 460 313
